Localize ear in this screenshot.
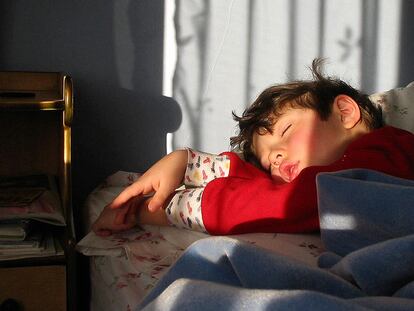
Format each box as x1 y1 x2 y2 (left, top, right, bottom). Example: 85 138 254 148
333 95 361 129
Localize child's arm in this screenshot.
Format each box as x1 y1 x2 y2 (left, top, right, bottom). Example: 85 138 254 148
92 196 170 236
95 149 233 235
92 149 187 236
107 149 188 225
109 148 232 226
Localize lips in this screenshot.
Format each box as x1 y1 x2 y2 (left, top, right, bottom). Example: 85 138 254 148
279 161 300 182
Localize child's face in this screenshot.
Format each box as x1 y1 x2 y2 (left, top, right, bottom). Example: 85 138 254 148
252 107 348 183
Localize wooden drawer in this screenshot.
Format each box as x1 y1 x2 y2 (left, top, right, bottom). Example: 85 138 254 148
0 265 66 311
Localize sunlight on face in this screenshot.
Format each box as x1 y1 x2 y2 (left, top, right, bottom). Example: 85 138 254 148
252 107 347 183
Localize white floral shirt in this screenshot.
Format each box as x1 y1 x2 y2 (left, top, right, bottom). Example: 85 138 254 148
165 149 230 233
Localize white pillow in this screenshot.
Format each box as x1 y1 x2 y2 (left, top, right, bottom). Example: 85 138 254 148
369 82 414 133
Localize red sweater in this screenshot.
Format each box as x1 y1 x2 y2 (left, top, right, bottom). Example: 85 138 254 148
201 126 414 235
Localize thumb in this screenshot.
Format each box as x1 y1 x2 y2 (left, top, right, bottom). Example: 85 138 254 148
148 187 176 212
147 187 172 212
147 196 164 212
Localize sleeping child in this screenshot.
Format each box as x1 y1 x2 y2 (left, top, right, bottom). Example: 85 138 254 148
92 59 414 236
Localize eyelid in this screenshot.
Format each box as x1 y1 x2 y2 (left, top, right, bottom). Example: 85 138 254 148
281 124 292 137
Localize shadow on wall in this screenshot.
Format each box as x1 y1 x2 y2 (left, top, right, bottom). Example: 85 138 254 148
0 0 182 233
399 0 414 86
75 91 181 199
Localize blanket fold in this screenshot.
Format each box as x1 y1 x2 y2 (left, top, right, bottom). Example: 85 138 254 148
317 169 414 256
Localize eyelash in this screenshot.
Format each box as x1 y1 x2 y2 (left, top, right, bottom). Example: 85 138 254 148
281 124 292 137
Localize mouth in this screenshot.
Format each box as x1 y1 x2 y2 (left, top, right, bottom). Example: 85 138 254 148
279 161 300 182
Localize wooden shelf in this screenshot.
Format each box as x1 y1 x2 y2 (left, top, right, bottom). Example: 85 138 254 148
0 71 76 311
0 92 65 110
0 71 73 122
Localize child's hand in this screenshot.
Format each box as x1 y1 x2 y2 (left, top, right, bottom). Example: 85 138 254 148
92 198 142 237
109 150 187 213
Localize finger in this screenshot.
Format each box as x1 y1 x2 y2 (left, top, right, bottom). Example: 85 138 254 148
114 205 130 225
110 183 144 209
126 199 141 224
147 185 171 212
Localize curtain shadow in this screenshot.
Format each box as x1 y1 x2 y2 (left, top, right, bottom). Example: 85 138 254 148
360 0 379 94
398 0 414 86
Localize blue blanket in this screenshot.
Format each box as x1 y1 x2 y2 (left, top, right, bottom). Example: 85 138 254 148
139 169 414 311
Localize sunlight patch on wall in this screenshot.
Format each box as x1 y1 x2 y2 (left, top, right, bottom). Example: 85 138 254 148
376 0 402 91
164 0 177 154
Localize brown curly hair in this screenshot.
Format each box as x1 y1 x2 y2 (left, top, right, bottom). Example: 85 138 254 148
230 59 384 165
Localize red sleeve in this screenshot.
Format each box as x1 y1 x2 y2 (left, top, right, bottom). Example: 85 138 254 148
201 126 414 235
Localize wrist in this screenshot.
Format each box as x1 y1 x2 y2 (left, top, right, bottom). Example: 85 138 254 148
169 149 188 182
136 197 170 226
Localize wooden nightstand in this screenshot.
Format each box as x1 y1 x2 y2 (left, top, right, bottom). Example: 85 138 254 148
0 72 76 311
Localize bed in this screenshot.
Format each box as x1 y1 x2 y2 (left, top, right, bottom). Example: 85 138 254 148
77 82 414 311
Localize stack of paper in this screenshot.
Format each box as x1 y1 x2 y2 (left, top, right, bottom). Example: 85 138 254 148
0 175 65 261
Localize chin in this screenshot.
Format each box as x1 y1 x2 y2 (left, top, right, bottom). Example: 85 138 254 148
271 175 287 184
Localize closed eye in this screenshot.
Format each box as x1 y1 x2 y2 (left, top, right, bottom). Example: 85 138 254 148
282 124 292 137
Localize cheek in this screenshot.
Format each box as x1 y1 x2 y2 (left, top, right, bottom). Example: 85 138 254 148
296 129 317 148
310 132 341 165
288 131 315 158
290 127 330 166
